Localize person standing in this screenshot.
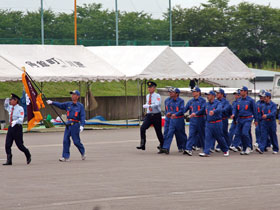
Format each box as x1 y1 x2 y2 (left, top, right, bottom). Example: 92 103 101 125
159 88 187 154
184 86 206 156
163 87 184 152
3 94 31 165
47 90 86 162
137 81 163 151
231 86 258 155
256 92 279 154
228 90 241 152
199 91 229 157
215 88 232 151
255 90 266 147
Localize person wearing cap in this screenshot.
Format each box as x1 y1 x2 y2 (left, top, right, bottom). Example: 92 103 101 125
47 90 86 162
228 89 242 152
256 92 279 154
199 91 229 157
159 88 188 154
255 89 266 148
137 81 163 151
3 93 31 165
215 88 232 151
231 86 258 155
163 87 184 152
183 86 206 156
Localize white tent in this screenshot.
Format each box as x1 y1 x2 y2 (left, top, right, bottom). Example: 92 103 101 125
0 56 22 81
171 47 255 80
0 45 125 82
87 46 198 80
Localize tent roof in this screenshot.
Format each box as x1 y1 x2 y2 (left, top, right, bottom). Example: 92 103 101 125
87 46 198 80
0 45 125 82
171 47 255 80
0 56 22 82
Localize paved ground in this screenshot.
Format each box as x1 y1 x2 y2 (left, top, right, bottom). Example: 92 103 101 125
1 126 280 210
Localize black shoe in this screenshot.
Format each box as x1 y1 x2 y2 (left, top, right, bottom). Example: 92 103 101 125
27 155 32 164
157 145 161 150
158 148 169 154
3 154 12 166
136 146 145 150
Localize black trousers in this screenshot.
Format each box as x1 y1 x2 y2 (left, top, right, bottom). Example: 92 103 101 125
140 113 163 147
5 124 30 156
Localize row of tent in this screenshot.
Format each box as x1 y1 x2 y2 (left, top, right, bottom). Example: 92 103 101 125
0 45 255 82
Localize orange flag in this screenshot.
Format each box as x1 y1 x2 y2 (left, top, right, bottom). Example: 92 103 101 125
22 71 45 131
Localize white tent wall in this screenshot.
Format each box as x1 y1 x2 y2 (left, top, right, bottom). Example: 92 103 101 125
87 46 198 80
171 47 255 80
0 45 125 82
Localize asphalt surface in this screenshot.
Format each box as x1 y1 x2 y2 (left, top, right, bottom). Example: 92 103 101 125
1 126 280 210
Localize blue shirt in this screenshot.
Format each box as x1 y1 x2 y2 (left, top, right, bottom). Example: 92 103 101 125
52 101 86 126
144 92 161 114
218 97 232 119
256 100 265 121
233 96 257 121
185 96 206 116
261 101 277 121
4 99 24 125
164 97 172 115
166 97 185 117
205 99 222 122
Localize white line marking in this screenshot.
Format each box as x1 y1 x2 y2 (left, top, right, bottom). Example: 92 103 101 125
16 183 280 209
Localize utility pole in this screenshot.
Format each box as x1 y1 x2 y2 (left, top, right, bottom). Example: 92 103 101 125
74 0 77 45
115 0 119 46
41 0 44 45
169 0 172 47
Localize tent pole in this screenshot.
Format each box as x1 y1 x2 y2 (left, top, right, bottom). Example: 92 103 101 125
137 79 141 126
124 80 128 128
78 81 82 103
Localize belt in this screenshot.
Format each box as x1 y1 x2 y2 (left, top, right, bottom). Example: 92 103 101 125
147 112 161 116
68 119 80 122
264 119 273 121
239 115 253 119
209 120 222 124
174 115 184 119
194 115 205 118
222 117 228 120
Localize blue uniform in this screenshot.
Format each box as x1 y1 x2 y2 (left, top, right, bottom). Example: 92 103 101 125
52 101 86 159
228 100 241 147
216 98 232 147
203 99 228 155
255 100 264 145
184 96 206 150
233 96 257 152
162 97 187 151
259 101 279 152
164 97 181 150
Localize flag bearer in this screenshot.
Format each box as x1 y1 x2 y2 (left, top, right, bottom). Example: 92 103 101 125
47 90 86 162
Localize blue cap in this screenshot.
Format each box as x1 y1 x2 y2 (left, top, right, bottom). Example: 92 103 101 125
205 90 216 96
265 92 271 97
175 88 180 94
191 86 201 92
240 86 248 91
233 89 240 95
216 88 225 95
70 90 80 96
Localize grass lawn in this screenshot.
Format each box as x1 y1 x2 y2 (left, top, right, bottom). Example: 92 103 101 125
0 79 211 98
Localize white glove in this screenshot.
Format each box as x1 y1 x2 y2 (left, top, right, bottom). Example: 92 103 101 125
11 120 17 127
46 100 53 105
80 126 84 132
143 104 149 109
5 98 10 104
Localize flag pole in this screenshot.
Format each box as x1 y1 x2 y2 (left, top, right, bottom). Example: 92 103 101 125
74 0 77 45
22 68 67 126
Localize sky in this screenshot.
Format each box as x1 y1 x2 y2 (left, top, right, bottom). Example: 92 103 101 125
0 0 280 18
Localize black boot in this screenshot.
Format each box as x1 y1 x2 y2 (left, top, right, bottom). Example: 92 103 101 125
26 151 31 165
136 139 146 150
3 154 12 166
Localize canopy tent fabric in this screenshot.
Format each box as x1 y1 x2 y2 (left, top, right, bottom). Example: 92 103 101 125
0 56 22 81
171 47 255 80
0 45 125 82
87 46 198 80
